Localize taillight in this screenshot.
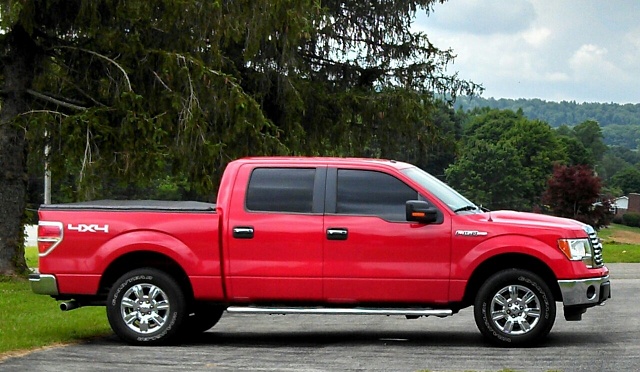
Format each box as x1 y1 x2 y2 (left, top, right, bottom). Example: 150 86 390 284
38 221 63 256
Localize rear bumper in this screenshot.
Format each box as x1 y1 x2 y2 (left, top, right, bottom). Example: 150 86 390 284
29 273 59 296
558 275 610 307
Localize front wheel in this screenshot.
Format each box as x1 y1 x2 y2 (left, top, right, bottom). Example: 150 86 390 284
107 268 186 345
474 269 556 347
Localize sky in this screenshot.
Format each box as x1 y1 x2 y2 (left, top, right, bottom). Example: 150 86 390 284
413 0 640 104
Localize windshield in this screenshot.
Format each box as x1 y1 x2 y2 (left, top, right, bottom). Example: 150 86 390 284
401 167 481 213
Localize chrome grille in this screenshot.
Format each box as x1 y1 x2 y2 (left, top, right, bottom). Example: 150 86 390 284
588 230 604 267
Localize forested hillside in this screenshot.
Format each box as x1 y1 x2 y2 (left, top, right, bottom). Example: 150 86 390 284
454 97 640 149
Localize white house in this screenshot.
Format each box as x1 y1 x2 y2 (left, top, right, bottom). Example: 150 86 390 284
24 224 38 246
613 196 629 213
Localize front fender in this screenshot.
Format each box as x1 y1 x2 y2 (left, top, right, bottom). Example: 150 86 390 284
452 234 570 280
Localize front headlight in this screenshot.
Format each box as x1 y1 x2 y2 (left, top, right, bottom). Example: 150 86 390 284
558 238 594 267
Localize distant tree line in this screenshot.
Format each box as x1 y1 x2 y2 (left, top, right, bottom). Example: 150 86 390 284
454 97 640 150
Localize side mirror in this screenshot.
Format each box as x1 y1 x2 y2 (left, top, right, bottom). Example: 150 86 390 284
406 200 438 223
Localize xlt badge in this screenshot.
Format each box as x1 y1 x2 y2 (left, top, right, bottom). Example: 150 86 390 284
455 230 488 237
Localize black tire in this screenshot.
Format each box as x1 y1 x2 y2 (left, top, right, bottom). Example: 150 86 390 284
182 302 225 335
473 269 556 347
107 268 186 345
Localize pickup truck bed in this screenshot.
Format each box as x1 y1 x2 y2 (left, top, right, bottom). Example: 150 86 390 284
40 200 216 211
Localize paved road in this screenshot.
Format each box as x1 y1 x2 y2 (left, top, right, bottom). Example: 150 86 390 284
2 264 638 372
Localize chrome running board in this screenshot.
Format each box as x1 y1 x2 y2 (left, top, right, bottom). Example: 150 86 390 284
226 306 453 317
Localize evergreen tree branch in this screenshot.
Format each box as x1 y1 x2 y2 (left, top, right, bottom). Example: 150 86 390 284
19 109 69 118
26 89 87 111
55 46 133 92
61 77 108 107
80 126 93 183
153 71 173 92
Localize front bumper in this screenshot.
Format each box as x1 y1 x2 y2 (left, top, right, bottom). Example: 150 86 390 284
558 275 610 307
29 273 59 296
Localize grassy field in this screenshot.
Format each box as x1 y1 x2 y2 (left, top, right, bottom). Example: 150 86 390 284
1 246 111 359
2 224 638 359
24 246 38 269
0 277 111 358
599 223 640 262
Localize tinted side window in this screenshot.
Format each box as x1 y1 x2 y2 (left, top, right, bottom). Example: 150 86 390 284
336 169 418 221
246 168 316 213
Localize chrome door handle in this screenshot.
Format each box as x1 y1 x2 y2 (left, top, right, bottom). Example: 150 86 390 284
233 227 254 239
327 228 348 241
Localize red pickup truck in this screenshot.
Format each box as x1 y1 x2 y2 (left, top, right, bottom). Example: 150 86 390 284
30 157 610 347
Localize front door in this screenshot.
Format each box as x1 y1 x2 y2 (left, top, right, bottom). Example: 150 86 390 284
323 168 452 304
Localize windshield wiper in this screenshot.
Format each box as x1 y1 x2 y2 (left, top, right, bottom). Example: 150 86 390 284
453 205 478 213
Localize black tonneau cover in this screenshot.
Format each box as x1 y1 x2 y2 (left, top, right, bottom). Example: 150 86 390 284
39 200 216 212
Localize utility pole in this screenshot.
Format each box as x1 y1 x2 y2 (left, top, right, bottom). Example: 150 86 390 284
44 130 51 204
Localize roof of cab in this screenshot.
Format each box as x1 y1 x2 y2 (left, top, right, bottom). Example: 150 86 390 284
231 156 414 170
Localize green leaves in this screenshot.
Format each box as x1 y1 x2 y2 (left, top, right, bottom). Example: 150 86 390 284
0 1 24 30
446 109 567 211
3 0 483 202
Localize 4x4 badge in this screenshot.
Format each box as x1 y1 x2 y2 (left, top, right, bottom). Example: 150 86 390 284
67 224 109 233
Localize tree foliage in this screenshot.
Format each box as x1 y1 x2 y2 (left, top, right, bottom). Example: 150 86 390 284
611 167 640 195
572 120 607 163
555 135 593 167
542 164 612 229
446 109 564 210
445 139 525 209
0 0 481 274
455 96 640 132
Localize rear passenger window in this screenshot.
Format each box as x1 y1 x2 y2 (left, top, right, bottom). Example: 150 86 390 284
337 169 418 221
246 168 316 213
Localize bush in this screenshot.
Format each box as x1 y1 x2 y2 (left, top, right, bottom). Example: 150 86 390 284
622 212 640 227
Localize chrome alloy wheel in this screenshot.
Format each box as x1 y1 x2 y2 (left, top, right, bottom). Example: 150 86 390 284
490 284 541 335
120 283 171 334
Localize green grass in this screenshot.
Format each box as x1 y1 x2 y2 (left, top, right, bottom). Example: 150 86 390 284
599 224 640 263
602 243 640 262
598 222 639 239
1 247 110 358
25 246 38 268
0 276 111 357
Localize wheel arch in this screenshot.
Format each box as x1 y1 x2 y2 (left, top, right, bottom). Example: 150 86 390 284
462 253 562 307
99 251 194 303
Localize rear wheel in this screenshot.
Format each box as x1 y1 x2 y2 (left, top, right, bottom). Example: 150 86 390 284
107 268 186 345
474 269 556 347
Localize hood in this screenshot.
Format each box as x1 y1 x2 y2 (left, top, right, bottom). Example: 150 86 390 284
461 210 589 235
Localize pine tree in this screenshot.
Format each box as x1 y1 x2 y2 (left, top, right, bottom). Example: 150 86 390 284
0 0 480 275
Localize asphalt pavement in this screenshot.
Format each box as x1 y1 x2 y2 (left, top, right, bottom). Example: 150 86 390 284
1 263 638 372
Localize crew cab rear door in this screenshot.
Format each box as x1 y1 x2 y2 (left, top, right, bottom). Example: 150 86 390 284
225 165 326 301
323 167 452 303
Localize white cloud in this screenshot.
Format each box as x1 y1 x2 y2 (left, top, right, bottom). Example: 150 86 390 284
428 0 536 35
543 72 570 83
569 44 611 80
522 27 551 47
621 27 640 72
413 0 640 103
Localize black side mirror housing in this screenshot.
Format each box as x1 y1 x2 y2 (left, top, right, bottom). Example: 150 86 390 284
406 200 438 223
